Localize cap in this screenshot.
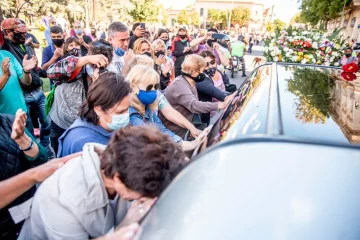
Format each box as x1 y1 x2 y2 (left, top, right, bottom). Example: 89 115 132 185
179 25 187 31
1 18 28 32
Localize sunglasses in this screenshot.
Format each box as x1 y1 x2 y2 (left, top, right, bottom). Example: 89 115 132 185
138 83 160 92
206 59 216 66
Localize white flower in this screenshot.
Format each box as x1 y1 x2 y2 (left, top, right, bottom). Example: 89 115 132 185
330 56 335 63
286 52 292 58
302 31 309 35
275 50 282 55
301 59 307 64
289 49 294 54
292 31 297 36
334 62 340 67
292 56 298 62
312 58 316 63
271 51 276 57
273 56 279 62
313 34 320 40
324 62 330 66
271 32 276 38
283 47 289 52
312 42 318 49
271 39 276 43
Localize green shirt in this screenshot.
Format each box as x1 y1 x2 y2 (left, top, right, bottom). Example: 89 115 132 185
231 41 246 57
0 50 27 115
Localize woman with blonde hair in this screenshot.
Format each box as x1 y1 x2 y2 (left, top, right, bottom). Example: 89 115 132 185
127 65 205 151
152 39 174 88
133 38 172 90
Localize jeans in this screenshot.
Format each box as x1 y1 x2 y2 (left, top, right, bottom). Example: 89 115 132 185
50 120 66 156
248 43 253 54
24 88 50 148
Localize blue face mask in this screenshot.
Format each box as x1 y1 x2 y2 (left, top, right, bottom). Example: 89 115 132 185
115 47 125 57
104 111 129 131
137 90 157 105
75 28 83 35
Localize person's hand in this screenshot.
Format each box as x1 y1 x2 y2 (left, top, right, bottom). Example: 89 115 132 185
193 125 212 145
1 58 11 78
120 197 157 227
31 152 82 182
218 92 236 110
189 127 202 138
11 109 27 141
53 48 63 59
205 32 212 39
22 54 37 72
92 68 100 81
162 61 172 75
213 42 220 51
78 36 85 45
25 37 33 45
183 47 191 53
124 49 134 64
155 55 166 65
86 54 109 68
97 223 139 240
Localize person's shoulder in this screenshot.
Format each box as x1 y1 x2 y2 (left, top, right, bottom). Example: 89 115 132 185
0 50 15 58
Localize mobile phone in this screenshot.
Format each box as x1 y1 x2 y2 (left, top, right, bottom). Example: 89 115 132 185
140 22 145 29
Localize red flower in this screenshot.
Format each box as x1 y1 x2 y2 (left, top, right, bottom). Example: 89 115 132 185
342 62 359 73
341 72 357 81
304 41 312 48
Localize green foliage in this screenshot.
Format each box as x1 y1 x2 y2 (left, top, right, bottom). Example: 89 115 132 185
208 8 225 23
290 13 304 24
127 0 159 22
288 67 333 124
300 0 352 26
273 19 286 30
231 7 250 27
177 9 199 25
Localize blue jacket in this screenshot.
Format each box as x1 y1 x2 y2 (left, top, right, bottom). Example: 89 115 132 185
57 118 113 157
129 106 182 143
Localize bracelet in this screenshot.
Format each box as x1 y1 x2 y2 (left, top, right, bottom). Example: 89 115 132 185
23 69 31 74
19 138 34 151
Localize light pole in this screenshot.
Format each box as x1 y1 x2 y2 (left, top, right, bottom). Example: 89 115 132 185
339 0 347 28
228 0 234 31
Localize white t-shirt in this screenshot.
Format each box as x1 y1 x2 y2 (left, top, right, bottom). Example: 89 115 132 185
107 54 125 74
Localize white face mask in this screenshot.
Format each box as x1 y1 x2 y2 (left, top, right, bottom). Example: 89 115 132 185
104 111 129 131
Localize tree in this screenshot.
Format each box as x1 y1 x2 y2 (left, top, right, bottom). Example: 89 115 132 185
273 19 286 29
177 9 199 25
300 0 352 26
290 12 304 24
230 7 250 27
127 0 158 22
208 8 225 23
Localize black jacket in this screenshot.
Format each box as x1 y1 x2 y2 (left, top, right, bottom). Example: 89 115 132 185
171 37 193 68
0 114 47 239
196 76 228 125
2 38 43 92
129 34 140 49
155 64 171 90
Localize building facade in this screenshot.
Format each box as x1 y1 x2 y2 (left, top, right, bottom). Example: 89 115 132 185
194 0 264 31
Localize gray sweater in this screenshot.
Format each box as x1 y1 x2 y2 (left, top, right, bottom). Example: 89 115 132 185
160 76 218 138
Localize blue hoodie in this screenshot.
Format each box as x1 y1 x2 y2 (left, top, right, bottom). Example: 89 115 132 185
57 118 113 157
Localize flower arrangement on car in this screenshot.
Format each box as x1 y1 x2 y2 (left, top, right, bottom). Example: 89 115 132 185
264 26 347 66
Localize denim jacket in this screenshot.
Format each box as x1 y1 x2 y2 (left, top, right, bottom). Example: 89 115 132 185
129 106 182 143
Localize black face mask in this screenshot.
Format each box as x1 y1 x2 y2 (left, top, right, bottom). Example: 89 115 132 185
68 48 80 57
142 52 152 57
155 50 165 58
207 39 216 47
179 34 186 40
13 31 26 44
345 53 352 58
52 38 64 47
181 71 206 82
162 39 168 44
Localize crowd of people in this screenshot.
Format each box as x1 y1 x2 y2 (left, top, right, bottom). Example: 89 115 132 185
0 16 242 239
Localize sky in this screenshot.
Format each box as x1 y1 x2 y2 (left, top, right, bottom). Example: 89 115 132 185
159 0 300 23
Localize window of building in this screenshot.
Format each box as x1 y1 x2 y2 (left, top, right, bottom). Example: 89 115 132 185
343 19 349 28
200 8 204 17
350 17 356 27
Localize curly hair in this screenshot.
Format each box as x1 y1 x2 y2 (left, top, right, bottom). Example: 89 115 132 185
100 125 187 198
63 37 81 55
88 39 114 64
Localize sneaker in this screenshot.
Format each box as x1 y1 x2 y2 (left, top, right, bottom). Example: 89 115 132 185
46 146 55 159
242 74 247 77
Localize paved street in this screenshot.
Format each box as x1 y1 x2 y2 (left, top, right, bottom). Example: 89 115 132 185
226 45 264 87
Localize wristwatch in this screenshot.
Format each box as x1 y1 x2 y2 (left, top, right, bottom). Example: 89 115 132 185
19 138 34 152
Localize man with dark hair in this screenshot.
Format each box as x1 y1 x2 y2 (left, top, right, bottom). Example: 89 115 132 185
42 26 64 71
129 22 144 49
1 18 53 158
107 21 133 74
19 125 186 239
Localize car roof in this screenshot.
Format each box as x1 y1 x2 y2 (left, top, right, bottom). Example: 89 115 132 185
138 139 360 240
203 63 360 151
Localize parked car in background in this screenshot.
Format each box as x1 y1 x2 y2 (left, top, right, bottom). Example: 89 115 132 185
135 63 360 240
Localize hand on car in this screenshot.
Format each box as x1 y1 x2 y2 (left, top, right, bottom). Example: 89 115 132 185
1 58 11 77
120 197 157 227
97 223 140 240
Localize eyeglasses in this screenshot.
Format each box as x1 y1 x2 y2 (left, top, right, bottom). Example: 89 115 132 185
206 59 216 66
138 84 160 92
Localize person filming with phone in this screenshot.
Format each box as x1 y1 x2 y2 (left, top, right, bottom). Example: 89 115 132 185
129 22 145 49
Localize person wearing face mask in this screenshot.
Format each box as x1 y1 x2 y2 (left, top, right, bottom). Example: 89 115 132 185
128 65 206 151
156 28 170 47
57 72 129 157
339 47 358 66
46 37 109 155
107 22 134 75
152 39 174 89
160 55 232 137
73 21 93 56
171 25 193 77
1 18 54 158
